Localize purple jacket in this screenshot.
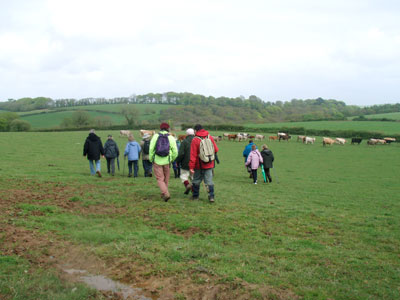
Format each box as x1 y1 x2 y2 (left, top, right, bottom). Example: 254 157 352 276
245 150 263 170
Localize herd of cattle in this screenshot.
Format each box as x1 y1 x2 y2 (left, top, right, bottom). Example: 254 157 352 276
120 130 397 146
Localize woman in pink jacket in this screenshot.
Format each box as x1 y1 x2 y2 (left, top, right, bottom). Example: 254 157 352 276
245 144 263 184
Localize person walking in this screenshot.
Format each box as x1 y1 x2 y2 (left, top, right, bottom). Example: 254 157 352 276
175 128 195 195
260 144 274 183
245 144 263 184
104 134 119 176
124 134 141 177
149 123 178 202
140 133 153 177
189 124 219 202
243 140 256 178
83 129 105 177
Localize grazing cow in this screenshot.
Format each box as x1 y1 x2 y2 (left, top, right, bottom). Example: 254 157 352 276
305 137 316 144
269 136 278 141
297 135 306 143
323 137 335 146
120 130 131 137
279 134 291 142
139 129 155 137
211 135 222 142
376 139 386 144
228 134 237 141
255 134 264 141
351 138 362 145
223 133 230 139
367 139 378 145
384 137 396 144
248 135 255 139
237 133 246 142
335 138 346 145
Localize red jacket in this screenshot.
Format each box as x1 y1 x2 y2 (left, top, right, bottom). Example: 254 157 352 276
189 129 219 170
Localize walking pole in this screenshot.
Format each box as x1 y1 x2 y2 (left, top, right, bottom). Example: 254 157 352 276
123 156 126 176
261 166 267 183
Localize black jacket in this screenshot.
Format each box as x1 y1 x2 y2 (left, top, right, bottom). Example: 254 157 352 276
175 135 194 170
261 149 274 168
83 133 104 160
104 139 119 158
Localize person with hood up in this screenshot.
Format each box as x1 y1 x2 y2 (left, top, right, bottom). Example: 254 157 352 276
149 122 178 202
245 144 263 184
104 134 119 176
175 128 195 195
83 129 105 177
140 133 153 177
124 134 141 177
189 124 219 202
243 140 257 178
260 144 274 183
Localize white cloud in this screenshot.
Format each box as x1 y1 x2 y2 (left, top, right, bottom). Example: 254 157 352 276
0 0 399 104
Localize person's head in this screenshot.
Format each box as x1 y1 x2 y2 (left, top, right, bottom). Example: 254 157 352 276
251 144 256 150
108 134 113 140
262 144 269 150
128 134 134 142
194 124 202 132
160 122 170 131
186 128 195 135
89 129 95 134
249 140 253 144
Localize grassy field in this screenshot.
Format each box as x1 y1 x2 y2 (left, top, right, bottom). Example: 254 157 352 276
18 104 178 129
0 131 399 299
246 121 400 135
355 112 400 120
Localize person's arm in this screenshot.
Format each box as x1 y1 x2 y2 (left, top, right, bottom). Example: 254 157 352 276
189 138 198 172
148 134 157 162
170 136 178 162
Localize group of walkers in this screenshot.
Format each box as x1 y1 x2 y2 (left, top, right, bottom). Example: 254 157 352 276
83 123 274 202
83 123 219 203
242 140 274 184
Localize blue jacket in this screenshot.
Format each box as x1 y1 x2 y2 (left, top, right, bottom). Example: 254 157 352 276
124 141 141 161
243 142 256 161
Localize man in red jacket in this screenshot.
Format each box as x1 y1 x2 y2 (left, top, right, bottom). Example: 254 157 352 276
189 124 219 202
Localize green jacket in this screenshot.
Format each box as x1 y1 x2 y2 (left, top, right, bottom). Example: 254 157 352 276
149 131 178 165
175 135 194 170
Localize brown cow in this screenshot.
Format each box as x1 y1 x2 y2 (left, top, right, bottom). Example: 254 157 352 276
228 134 237 141
269 136 278 141
323 137 335 146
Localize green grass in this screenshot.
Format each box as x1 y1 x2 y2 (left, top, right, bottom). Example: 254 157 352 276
0 256 103 300
245 120 400 135
359 112 400 120
1 131 400 299
19 104 179 128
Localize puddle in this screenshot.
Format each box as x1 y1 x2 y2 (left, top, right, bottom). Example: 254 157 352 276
64 268 153 300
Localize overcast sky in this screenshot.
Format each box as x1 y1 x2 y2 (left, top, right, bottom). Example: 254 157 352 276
0 0 399 106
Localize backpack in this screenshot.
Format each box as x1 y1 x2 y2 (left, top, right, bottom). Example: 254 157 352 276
143 140 150 155
196 135 215 163
155 133 170 157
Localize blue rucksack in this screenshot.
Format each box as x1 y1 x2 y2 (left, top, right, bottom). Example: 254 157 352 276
155 133 170 157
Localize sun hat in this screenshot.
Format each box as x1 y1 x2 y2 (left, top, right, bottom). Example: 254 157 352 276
186 128 194 135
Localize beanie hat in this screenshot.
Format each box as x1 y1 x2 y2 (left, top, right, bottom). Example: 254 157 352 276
186 128 194 135
160 122 170 130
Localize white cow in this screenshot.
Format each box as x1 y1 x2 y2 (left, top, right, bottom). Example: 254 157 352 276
335 138 346 145
305 137 316 144
255 134 265 141
120 130 131 137
139 129 155 137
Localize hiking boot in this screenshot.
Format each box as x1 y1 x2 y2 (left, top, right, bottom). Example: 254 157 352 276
184 184 192 195
162 195 170 202
191 196 199 200
128 174 132 177
208 196 215 203
96 171 102 177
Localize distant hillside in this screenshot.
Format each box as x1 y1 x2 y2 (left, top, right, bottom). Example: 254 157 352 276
2 92 400 128
348 112 400 121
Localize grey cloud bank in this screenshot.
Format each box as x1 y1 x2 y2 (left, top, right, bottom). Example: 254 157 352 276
0 0 399 106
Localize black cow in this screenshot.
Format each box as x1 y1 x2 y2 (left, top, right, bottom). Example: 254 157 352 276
351 138 362 145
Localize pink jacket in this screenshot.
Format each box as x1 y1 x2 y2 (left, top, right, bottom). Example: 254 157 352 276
245 150 263 170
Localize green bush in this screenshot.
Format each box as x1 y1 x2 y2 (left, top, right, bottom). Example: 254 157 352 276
9 119 31 131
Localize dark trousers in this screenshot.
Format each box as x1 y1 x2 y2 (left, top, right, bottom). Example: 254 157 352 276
264 168 272 182
128 160 138 177
142 160 153 177
106 157 115 174
251 169 258 183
